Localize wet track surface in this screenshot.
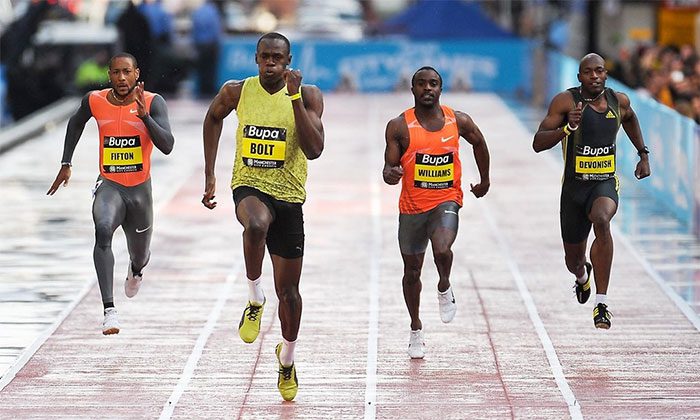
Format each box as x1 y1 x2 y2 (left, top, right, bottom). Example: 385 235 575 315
0 94 698 418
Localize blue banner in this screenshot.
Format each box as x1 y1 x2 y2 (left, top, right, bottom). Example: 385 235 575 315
219 38 534 95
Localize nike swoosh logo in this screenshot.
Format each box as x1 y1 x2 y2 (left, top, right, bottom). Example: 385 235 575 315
441 136 454 143
130 109 137 114
444 210 458 215
136 226 151 233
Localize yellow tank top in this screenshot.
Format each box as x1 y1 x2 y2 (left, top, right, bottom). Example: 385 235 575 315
231 76 306 203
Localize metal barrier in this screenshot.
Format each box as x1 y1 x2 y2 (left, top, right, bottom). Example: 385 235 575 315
0 97 80 154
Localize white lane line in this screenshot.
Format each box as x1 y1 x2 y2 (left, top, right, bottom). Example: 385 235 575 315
614 225 700 332
0 166 193 391
364 99 382 420
159 261 243 420
0 277 94 391
364 179 381 420
477 200 583 420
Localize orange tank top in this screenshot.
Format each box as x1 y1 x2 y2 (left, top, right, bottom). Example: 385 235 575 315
399 106 463 214
89 89 155 186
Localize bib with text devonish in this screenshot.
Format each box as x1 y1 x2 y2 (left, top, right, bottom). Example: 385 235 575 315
574 143 615 181
414 152 454 189
102 135 143 173
241 124 286 168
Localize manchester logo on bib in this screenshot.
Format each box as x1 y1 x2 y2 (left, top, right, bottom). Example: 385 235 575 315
102 135 143 173
414 152 454 189
575 143 615 181
241 124 286 168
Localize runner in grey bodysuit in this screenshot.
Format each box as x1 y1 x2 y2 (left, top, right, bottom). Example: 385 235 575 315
48 53 174 334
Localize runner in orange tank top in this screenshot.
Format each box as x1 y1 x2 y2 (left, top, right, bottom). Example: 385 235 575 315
383 66 490 359
47 53 174 335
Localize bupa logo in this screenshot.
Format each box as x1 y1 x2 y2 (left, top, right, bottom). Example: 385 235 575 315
418 152 453 166
579 144 614 157
104 136 140 148
244 125 286 141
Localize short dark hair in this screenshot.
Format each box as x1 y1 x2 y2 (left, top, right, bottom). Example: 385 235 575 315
109 52 138 69
257 32 291 55
411 66 442 88
578 53 604 73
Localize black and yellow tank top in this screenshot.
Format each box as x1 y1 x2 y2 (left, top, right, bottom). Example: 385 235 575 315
231 76 306 203
562 87 621 182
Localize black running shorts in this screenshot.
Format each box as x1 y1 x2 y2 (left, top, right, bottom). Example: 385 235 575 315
560 177 619 244
233 186 304 258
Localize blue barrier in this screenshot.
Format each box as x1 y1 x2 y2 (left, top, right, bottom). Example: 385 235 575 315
546 51 698 232
219 37 535 95
0 65 9 127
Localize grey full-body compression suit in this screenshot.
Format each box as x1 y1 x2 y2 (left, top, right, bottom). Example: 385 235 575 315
60 91 174 305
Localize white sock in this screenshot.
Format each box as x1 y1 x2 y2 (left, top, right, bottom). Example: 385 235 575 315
438 286 452 296
576 268 588 285
280 338 296 367
248 277 264 305
595 294 607 305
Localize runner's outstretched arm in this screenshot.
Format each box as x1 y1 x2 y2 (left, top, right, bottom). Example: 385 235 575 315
382 116 405 185
285 69 324 159
457 111 490 197
202 81 241 209
617 93 650 180
47 93 93 195
140 94 174 155
533 92 576 152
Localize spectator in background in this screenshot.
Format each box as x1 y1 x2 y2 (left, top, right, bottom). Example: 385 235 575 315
137 0 188 95
691 96 700 124
117 1 152 87
0 0 63 120
612 42 700 123
74 49 110 93
191 0 223 98
138 0 174 45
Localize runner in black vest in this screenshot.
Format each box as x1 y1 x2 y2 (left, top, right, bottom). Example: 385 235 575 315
533 53 650 329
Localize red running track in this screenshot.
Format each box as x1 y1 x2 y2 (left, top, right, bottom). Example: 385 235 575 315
0 94 698 419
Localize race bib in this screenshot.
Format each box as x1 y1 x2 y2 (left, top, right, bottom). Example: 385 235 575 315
414 152 454 189
575 143 615 181
102 135 143 173
241 124 286 168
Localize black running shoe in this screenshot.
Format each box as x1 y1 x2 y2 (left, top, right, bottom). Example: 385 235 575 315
575 262 592 304
593 302 612 329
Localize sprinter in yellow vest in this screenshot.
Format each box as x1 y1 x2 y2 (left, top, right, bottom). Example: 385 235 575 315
202 32 324 401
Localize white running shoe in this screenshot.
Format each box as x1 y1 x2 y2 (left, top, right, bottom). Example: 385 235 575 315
102 308 120 335
407 330 425 359
438 286 457 323
124 262 143 298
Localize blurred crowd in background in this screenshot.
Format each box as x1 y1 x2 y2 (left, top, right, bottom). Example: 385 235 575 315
2 0 700 125
608 44 700 124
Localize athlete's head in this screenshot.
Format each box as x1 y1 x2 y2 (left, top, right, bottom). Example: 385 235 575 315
255 32 291 84
577 53 607 98
411 66 442 107
108 53 139 97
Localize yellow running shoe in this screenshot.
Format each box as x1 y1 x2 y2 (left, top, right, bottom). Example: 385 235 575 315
238 299 265 343
275 342 298 401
